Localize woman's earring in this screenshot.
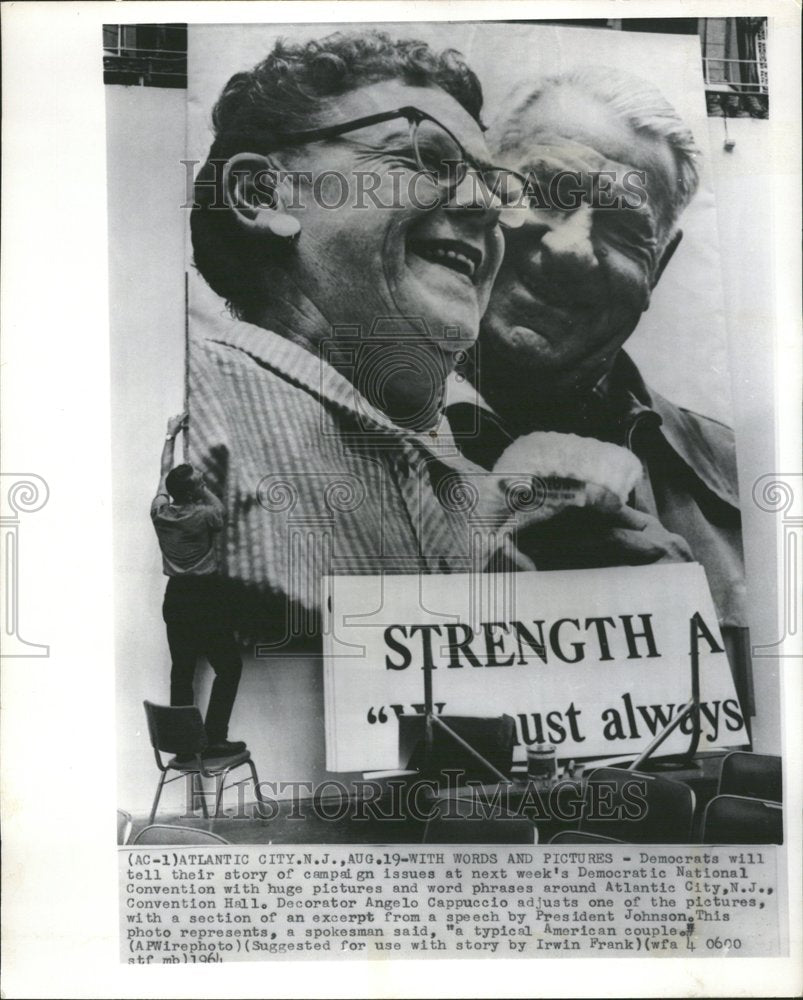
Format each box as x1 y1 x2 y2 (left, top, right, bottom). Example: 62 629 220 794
263 213 300 240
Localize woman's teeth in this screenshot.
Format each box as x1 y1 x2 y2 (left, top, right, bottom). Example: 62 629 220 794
414 244 476 279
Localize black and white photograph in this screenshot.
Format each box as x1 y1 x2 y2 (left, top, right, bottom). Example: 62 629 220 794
113 19 775 834
2 2 801 996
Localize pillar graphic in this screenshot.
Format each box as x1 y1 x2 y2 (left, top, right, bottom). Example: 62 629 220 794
1 474 49 657
751 473 802 657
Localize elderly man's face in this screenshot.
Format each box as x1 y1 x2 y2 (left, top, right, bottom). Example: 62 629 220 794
480 86 679 388
282 80 505 357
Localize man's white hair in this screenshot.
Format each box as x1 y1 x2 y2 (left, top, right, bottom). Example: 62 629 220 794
493 64 701 230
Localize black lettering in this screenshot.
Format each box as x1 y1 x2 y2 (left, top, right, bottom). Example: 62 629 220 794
514 621 548 664
601 707 627 741
690 611 725 654
723 698 745 732
409 625 443 670
585 616 617 660
565 701 586 742
384 626 411 671
621 693 640 739
546 710 567 744
550 619 585 663
699 700 721 743
620 614 659 658
482 623 515 667
518 713 545 747
635 702 676 736
444 624 481 668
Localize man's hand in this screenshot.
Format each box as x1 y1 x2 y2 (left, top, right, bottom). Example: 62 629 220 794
594 506 694 564
157 412 188 490
515 504 693 569
166 412 188 438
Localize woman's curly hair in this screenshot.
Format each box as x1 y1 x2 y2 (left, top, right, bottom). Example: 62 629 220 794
190 29 485 317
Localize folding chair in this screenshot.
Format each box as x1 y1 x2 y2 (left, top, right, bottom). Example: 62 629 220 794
548 831 624 845
400 714 516 787
132 824 230 846
579 767 696 843
143 701 265 823
423 788 538 844
117 809 133 845
701 795 783 844
718 752 782 803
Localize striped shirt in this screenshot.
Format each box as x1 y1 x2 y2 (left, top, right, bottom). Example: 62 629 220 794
189 321 495 643
150 493 223 576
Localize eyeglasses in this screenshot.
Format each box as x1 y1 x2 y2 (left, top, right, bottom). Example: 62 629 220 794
229 105 529 229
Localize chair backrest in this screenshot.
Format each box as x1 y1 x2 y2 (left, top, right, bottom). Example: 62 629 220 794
401 714 516 784
424 814 538 844
143 700 208 755
702 795 783 845
719 752 782 802
580 767 695 844
423 786 538 844
117 809 133 845
549 831 624 845
132 824 230 846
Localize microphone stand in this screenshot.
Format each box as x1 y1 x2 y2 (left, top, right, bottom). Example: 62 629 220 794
629 613 703 771
420 654 513 786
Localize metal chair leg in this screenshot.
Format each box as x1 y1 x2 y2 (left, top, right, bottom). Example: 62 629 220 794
149 771 167 825
214 770 228 818
247 759 267 818
193 772 209 818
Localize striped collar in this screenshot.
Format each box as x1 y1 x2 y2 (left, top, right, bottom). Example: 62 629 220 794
206 318 465 460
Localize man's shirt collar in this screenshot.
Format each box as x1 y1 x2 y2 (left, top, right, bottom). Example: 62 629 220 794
599 352 739 509
444 371 498 415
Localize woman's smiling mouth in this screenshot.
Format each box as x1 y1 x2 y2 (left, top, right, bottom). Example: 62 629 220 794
407 237 483 283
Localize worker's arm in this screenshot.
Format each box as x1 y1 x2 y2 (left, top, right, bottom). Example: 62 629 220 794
153 413 188 506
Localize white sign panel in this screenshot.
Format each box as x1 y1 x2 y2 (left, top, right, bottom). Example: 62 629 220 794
323 564 747 771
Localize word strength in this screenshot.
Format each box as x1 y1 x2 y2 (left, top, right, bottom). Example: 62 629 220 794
382 612 723 669
120 846 778 963
324 568 749 768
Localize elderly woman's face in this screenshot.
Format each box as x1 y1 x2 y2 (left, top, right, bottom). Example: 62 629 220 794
281 80 505 354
